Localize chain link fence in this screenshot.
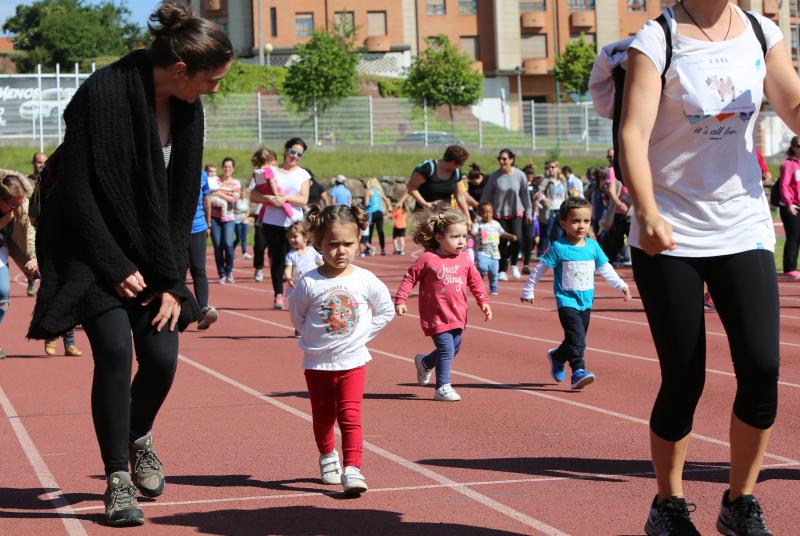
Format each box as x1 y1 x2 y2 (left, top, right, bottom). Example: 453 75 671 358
1 66 793 158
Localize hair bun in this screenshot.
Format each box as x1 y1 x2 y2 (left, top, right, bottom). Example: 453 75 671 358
149 2 194 38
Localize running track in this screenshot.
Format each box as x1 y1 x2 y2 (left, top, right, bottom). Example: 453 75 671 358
1 250 798 535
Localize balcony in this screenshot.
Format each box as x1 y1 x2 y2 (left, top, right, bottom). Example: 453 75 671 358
521 11 546 30
570 11 595 29
523 58 549 75
763 0 779 18
365 36 391 52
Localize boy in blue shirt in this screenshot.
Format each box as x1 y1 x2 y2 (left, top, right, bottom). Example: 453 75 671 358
520 197 631 389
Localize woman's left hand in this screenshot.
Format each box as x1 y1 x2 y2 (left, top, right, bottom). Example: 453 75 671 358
142 292 181 332
272 195 286 207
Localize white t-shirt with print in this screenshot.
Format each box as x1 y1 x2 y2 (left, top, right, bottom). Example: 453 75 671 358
628 7 780 257
261 166 310 227
289 265 395 371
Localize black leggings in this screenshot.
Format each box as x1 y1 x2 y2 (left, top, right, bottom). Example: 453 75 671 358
83 304 179 475
779 205 800 273
262 223 289 295
521 218 534 266
368 211 385 250
632 248 779 441
188 231 209 309
498 217 523 272
253 222 268 270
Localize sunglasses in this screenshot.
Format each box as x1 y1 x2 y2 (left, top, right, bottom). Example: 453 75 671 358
498 157 510 161
288 148 304 158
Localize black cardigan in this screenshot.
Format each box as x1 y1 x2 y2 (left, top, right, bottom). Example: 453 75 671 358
28 50 203 339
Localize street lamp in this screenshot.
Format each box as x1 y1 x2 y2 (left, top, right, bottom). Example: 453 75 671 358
264 43 273 67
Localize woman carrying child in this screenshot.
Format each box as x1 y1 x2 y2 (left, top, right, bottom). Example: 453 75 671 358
289 205 394 495
395 203 493 402
520 197 630 390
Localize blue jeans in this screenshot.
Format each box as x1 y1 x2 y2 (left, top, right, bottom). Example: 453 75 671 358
233 221 249 255
0 262 9 327
552 307 591 371
210 218 235 277
545 211 563 249
422 329 463 388
475 253 499 293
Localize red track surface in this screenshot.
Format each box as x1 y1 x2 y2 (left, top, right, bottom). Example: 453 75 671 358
1 250 798 535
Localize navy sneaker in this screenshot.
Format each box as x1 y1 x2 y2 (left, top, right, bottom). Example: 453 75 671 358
716 490 773 535
547 348 565 383
644 495 700 536
570 369 595 389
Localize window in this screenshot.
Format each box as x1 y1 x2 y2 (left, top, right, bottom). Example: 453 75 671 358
460 36 480 60
627 0 646 11
520 1 546 11
792 25 800 63
459 0 478 14
521 33 548 58
334 11 355 35
427 0 446 15
792 0 799 18
270 7 277 38
367 11 387 36
295 13 313 38
568 0 594 10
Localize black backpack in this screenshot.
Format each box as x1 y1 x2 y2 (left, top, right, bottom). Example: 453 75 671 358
770 175 782 207
610 11 768 184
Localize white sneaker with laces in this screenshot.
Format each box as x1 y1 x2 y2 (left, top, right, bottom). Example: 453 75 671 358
318 450 342 485
434 384 462 401
511 265 521 279
414 354 433 386
254 269 264 282
341 466 368 495
498 271 508 281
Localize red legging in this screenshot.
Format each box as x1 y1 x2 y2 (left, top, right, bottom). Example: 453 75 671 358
304 366 365 468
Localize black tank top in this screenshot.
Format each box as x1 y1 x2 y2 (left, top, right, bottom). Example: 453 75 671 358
414 160 461 205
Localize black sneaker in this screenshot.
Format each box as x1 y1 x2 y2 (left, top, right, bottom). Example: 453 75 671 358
128 432 165 498
644 495 701 535
716 490 773 535
197 306 218 331
104 471 143 526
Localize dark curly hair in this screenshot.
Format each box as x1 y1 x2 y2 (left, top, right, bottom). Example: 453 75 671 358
305 204 369 248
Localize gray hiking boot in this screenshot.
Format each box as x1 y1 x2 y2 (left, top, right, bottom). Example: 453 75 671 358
128 432 165 498
104 471 143 526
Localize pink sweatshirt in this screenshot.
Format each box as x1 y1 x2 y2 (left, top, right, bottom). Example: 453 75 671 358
779 156 800 208
395 250 489 336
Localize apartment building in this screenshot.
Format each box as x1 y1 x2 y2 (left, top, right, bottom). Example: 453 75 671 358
191 0 798 102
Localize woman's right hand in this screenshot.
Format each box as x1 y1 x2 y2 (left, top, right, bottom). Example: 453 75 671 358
115 271 146 299
636 211 676 256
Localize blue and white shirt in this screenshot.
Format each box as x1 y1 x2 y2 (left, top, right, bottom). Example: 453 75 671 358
520 237 628 311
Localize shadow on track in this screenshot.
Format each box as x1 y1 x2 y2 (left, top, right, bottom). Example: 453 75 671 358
268 390 422 401
152 505 531 535
416 457 800 484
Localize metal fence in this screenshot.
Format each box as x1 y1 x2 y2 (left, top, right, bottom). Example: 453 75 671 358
2 66 794 158
203 94 615 153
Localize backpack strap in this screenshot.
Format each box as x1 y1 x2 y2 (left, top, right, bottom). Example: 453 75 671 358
655 13 672 87
743 11 768 58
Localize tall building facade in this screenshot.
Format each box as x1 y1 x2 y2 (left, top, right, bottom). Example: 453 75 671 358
191 0 798 102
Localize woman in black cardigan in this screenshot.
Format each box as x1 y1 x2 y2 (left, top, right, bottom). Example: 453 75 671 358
28 3 232 526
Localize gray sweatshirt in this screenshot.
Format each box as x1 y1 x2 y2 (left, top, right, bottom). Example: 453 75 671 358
480 167 532 220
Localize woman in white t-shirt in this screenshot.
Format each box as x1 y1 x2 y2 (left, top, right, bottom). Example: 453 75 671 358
620 3 793 533
249 137 310 309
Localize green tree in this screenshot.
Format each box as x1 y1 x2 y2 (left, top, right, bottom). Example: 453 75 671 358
2 0 146 72
553 35 596 102
403 34 483 130
283 29 359 112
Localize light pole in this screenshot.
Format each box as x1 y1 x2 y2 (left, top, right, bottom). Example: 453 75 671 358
264 43 273 67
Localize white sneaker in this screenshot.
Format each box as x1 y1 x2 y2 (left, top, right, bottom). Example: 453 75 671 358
511 266 521 280
434 384 461 401
341 466 368 495
319 450 342 485
414 354 433 386
218 276 227 285
498 272 508 282
254 269 264 282
243 252 253 260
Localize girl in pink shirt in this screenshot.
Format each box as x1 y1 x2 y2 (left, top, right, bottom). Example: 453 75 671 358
779 137 800 279
395 204 492 401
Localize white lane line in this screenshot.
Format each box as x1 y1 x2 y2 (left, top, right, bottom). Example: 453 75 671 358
66 461 799 512
217 281 800 390
220 309 799 466
0 385 87 536
178 353 571 536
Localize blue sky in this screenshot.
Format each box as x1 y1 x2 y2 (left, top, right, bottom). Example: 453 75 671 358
1 1 160 35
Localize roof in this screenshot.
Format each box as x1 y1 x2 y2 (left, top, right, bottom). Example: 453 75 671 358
0 37 14 53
